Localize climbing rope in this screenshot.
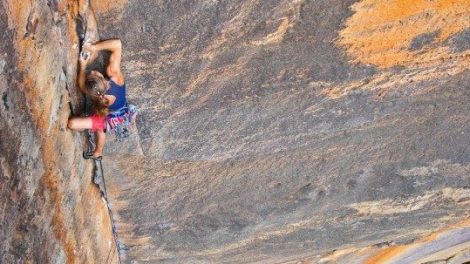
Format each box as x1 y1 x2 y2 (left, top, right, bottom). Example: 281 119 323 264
98 159 122 264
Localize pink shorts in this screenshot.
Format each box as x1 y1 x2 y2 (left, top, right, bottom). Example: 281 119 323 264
90 114 106 132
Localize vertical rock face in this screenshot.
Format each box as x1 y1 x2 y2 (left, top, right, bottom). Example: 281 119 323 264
0 1 116 263
93 0 470 263
0 0 469 263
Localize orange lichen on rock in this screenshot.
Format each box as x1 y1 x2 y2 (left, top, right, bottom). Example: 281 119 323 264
338 0 470 68
364 245 409 264
364 220 470 263
90 0 128 14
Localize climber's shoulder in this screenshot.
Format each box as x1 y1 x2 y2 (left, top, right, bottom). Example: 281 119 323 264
110 72 125 86
107 65 124 85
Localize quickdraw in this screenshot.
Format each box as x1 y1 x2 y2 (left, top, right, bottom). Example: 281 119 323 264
105 103 138 141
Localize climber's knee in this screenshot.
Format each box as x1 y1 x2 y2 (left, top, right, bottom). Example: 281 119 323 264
68 117 92 131
67 118 77 130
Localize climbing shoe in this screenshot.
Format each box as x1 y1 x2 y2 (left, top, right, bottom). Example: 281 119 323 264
83 151 102 161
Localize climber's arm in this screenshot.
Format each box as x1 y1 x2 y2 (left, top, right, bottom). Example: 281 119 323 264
84 39 123 84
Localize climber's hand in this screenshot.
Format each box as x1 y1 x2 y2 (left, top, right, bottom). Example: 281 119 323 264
83 42 97 52
79 52 89 68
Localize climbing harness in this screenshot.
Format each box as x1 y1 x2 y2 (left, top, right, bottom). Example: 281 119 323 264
105 103 138 141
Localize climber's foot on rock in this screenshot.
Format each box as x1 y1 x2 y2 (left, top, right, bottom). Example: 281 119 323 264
83 151 102 161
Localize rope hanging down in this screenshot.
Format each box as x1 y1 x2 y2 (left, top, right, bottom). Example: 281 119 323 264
85 100 123 264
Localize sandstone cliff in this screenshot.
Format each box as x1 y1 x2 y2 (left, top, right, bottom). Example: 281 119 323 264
1 0 469 263
0 0 116 263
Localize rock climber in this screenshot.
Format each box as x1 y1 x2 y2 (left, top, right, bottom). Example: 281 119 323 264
67 39 127 160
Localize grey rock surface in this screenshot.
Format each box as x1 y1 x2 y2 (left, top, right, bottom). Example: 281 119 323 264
90 0 470 263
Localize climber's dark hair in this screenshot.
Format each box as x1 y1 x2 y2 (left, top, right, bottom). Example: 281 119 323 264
86 74 109 117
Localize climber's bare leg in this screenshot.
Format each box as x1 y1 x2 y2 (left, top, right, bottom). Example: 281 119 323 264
68 117 105 157
68 116 92 131
94 130 106 157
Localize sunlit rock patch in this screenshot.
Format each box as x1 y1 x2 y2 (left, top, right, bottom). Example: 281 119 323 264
338 0 470 68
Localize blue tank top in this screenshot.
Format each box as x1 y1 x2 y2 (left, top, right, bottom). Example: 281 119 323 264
106 79 127 112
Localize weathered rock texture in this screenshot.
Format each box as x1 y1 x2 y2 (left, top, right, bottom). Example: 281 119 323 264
92 0 470 263
0 0 117 263
1 0 470 263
